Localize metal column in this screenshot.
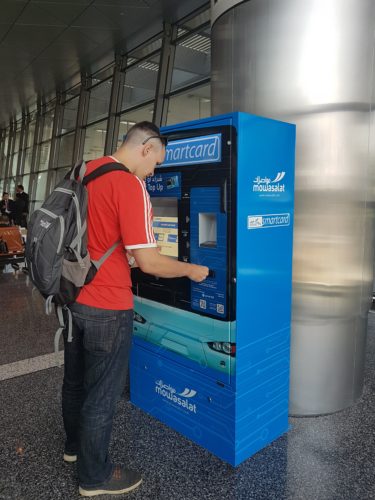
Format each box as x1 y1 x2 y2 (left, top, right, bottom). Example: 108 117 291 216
153 23 177 127
211 0 375 415
104 56 126 155
72 75 91 164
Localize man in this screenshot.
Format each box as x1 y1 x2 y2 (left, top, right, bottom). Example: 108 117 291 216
62 121 209 497
0 214 10 227
0 192 15 224
15 185 29 227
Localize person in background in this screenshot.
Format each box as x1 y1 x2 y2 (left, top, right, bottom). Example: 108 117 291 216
16 185 29 227
13 193 25 226
0 192 15 224
0 214 10 227
62 121 209 497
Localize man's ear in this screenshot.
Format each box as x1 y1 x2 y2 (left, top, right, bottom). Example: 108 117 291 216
142 143 152 157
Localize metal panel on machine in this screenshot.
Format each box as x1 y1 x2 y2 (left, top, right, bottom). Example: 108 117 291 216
130 112 295 466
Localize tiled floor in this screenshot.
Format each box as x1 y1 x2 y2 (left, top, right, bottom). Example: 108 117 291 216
0 273 375 499
0 273 58 365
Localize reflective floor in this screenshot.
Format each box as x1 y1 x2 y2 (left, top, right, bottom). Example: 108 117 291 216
0 273 374 499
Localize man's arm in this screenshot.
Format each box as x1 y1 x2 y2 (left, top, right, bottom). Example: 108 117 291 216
131 247 209 283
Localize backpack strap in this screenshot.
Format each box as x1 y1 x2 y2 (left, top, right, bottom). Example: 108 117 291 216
66 161 129 185
69 220 87 261
44 299 72 366
82 162 130 186
54 305 73 366
65 160 87 181
69 161 129 262
91 240 121 271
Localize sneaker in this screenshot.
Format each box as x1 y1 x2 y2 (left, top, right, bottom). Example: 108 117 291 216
63 452 77 463
79 466 142 497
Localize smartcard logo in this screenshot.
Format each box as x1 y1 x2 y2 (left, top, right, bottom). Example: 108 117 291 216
247 213 290 230
162 134 221 167
155 379 197 413
253 172 286 193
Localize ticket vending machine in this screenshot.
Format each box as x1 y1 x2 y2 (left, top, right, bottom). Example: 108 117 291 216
130 112 296 466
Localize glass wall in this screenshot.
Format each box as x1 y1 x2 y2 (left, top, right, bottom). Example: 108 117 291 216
28 102 55 211
84 121 108 161
21 174 31 194
23 114 37 175
8 121 21 181
81 74 114 160
41 109 55 143
38 141 51 171
8 178 15 198
167 84 211 125
171 28 211 92
13 126 22 156
87 79 113 124
0 133 5 181
0 5 212 214
57 132 75 167
61 92 79 134
23 147 33 174
34 103 55 173
121 57 160 110
54 88 81 185
34 171 48 203
10 153 19 178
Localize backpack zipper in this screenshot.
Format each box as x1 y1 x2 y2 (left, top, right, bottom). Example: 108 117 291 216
38 208 65 254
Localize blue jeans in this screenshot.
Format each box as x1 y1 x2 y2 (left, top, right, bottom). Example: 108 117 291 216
62 302 133 488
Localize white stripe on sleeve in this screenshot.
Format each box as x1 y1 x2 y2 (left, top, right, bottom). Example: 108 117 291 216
134 176 154 244
125 243 158 250
146 191 156 244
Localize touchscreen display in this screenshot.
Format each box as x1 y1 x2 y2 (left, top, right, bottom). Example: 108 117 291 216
152 198 178 258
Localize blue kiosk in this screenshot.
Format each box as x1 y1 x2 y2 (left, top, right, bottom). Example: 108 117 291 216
130 112 296 466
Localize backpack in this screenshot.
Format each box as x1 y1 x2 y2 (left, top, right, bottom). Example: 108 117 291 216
25 160 130 355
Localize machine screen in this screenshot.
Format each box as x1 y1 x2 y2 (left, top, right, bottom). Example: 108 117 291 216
152 198 178 258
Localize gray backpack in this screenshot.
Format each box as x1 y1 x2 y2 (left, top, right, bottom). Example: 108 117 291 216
25 160 130 353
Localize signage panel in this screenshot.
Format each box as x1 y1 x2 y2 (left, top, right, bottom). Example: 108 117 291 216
161 134 222 167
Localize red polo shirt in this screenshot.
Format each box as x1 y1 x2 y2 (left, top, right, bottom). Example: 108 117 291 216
76 156 157 310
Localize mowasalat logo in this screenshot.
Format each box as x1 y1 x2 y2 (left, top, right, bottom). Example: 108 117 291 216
155 379 197 413
253 172 286 193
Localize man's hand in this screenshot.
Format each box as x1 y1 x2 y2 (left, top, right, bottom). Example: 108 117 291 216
131 247 209 282
187 264 209 282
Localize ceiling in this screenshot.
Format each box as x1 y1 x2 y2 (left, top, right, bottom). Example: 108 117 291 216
0 0 208 128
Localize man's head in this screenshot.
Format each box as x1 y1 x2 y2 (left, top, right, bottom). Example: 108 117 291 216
16 185 24 193
0 214 9 226
114 121 167 180
2 192 9 201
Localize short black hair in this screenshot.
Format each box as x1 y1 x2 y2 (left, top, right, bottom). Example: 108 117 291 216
17 184 24 190
2 192 9 196
123 121 161 146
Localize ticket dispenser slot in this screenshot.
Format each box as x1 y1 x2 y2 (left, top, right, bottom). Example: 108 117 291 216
199 213 217 248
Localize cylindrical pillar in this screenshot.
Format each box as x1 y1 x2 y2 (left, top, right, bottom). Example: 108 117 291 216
211 0 375 415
